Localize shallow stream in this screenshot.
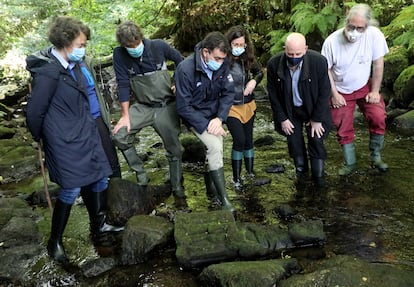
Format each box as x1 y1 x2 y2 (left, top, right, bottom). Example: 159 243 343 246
4 101 414 286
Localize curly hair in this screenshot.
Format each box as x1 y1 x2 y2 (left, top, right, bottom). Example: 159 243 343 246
48 16 90 49
115 21 144 46
225 25 257 71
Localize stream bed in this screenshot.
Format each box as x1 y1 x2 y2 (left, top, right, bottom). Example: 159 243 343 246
2 101 414 286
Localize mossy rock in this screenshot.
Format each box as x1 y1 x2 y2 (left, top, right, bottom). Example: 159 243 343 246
383 45 409 89
0 138 38 184
391 109 414 136
393 64 414 108
0 125 15 139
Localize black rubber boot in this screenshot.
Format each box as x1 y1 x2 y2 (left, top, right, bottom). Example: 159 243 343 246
81 188 124 237
209 168 235 213
231 159 243 190
47 199 72 264
311 158 326 188
244 156 253 176
245 156 272 186
294 156 309 177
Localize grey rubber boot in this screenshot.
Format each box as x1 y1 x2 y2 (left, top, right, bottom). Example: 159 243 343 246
369 134 388 172
169 158 185 197
338 142 357 176
121 146 149 186
169 158 188 209
209 168 235 213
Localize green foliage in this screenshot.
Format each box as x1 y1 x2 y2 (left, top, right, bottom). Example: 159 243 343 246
383 5 414 49
267 1 342 54
290 2 341 38
0 0 70 58
268 30 287 55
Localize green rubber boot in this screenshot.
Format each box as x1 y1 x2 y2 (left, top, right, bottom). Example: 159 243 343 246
338 143 357 176
209 168 235 213
121 146 149 186
369 134 388 172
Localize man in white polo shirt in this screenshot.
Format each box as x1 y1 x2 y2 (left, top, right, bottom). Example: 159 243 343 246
321 3 389 176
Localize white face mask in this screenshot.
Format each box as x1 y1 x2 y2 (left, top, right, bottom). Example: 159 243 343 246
346 30 363 43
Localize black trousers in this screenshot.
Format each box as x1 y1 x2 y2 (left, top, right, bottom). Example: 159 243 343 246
226 114 255 152
286 107 327 160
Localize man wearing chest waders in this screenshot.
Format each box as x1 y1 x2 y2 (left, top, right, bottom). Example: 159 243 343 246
112 21 187 208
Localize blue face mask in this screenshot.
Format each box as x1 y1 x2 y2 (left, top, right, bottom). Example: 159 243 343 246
207 59 222 71
287 56 303 66
232 47 245 57
126 43 144 58
68 47 85 62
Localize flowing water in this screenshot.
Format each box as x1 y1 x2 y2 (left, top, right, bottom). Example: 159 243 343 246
4 101 414 286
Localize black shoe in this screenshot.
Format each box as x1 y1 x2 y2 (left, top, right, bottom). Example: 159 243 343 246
265 164 285 173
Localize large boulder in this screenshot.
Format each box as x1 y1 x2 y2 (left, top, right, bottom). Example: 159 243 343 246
394 64 414 108
383 45 409 90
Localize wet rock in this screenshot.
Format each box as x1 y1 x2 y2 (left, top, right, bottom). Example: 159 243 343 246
181 136 206 163
120 215 173 265
274 203 298 221
236 222 293 252
198 258 301 287
279 255 414 287
0 138 38 184
254 134 275 147
390 109 414 136
106 178 171 226
81 257 118 278
0 198 43 283
175 210 240 269
175 210 324 269
288 220 326 246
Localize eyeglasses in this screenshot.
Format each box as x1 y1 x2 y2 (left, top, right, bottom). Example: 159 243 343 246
231 43 247 48
346 23 366 33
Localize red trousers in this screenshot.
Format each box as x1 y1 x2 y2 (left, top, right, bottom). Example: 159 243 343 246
331 84 386 145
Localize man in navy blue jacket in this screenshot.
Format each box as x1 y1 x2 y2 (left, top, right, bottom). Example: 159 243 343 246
175 31 236 212
112 21 186 208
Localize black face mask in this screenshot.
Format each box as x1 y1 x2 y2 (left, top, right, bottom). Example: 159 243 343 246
287 56 303 66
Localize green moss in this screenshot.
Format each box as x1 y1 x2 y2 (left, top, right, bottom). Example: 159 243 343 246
394 64 414 105
383 45 409 88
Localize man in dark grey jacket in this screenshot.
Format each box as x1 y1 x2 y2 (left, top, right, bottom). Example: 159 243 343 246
267 32 332 187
